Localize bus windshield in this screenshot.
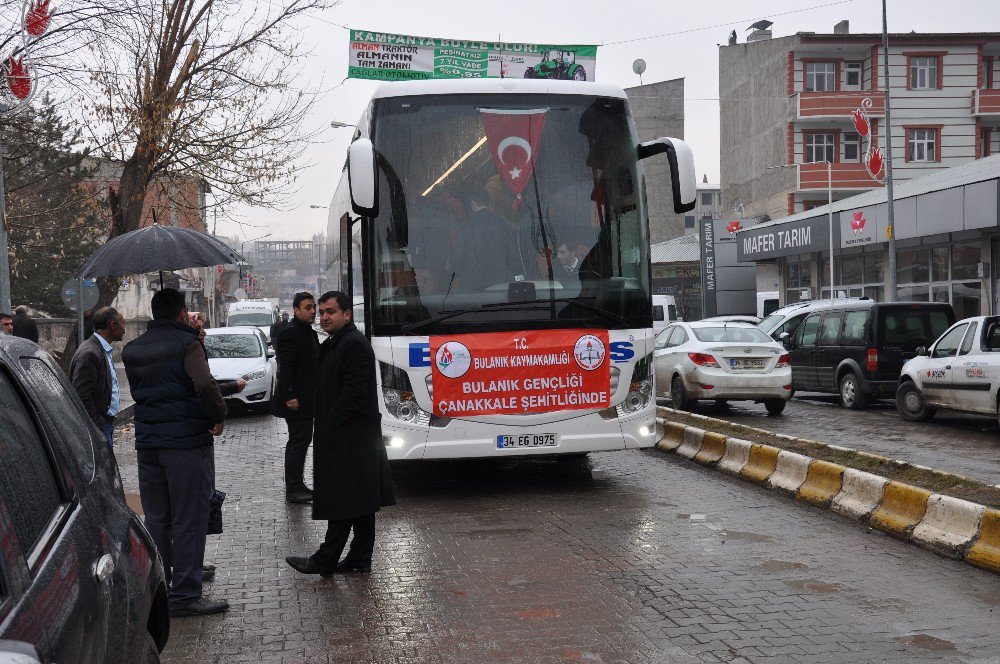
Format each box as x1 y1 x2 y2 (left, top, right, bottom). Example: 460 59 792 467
368 93 650 335
228 312 273 327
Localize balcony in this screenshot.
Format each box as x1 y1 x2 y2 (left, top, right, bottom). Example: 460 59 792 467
796 92 885 120
972 89 1000 116
797 162 884 191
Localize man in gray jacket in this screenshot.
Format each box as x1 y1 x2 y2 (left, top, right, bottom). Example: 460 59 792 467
69 307 125 447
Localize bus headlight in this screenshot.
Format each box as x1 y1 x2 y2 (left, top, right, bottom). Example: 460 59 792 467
617 353 653 416
379 361 431 425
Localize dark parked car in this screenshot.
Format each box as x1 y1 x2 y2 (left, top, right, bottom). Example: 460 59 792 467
0 336 168 663
782 300 955 408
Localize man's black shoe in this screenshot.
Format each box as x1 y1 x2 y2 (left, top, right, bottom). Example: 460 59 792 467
203 563 216 572
333 561 372 574
286 489 313 504
285 556 335 577
203 569 215 582
169 597 229 617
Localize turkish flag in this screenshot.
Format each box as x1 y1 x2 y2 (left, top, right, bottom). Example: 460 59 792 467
480 108 547 207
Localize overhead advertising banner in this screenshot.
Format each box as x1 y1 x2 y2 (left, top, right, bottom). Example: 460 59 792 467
349 29 597 82
429 329 610 418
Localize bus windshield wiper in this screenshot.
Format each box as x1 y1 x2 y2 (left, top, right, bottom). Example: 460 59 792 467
399 307 498 335
481 298 631 328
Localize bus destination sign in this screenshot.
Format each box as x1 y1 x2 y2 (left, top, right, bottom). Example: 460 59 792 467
430 329 611 417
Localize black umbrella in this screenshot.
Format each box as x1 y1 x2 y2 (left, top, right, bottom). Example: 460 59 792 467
77 224 244 284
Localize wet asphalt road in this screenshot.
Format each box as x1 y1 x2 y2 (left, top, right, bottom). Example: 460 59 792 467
114 413 1000 663
658 394 1000 487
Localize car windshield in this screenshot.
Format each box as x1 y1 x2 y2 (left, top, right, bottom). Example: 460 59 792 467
693 326 773 344
204 334 262 359
229 312 273 326
758 313 785 334
367 93 650 335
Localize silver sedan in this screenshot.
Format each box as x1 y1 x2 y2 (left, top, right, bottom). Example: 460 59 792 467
654 321 792 415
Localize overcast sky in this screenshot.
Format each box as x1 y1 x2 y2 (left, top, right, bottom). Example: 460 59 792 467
223 0 1000 242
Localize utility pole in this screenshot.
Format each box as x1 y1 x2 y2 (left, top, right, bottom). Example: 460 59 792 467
882 0 898 301
0 138 9 313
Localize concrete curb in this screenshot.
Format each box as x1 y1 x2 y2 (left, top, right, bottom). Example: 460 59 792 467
655 411 1000 575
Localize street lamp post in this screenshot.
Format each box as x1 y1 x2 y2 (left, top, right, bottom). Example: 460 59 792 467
881 0 898 301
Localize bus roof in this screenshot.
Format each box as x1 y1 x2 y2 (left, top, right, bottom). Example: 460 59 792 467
370 78 628 101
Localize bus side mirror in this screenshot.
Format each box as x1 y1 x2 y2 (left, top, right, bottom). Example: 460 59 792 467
347 138 379 218
637 137 696 213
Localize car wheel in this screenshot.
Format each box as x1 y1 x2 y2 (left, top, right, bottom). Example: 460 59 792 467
838 372 868 410
670 375 693 410
713 399 729 409
764 399 786 416
139 631 161 664
895 381 935 422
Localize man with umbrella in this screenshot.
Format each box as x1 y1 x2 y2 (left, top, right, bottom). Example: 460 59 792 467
285 291 395 576
123 288 229 617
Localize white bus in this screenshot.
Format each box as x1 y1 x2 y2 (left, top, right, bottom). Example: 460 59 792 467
327 78 696 460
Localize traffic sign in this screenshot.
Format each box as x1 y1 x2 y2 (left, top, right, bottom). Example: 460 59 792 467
60 278 99 312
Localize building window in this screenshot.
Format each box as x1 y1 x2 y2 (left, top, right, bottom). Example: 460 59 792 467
805 132 835 163
908 128 937 162
896 243 980 317
802 201 825 211
701 192 713 206
982 128 992 158
844 61 863 90
805 62 837 92
785 258 812 303
909 55 939 90
843 131 862 162
983 57 995 89
684 215 695 229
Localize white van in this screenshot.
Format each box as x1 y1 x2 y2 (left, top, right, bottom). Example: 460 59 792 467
226 300 278 340
757 291 780 318
652 294 678 335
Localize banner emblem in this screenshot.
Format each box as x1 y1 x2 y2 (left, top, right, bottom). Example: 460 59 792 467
574 334 606 371
435 341 472 379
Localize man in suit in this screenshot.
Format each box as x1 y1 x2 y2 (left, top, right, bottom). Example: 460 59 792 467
285 291 395 576
271 292 319 503
11 306 39 342
123 288 229 617
69 306 125 447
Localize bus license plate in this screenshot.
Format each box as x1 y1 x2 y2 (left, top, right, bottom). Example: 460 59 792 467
497 433 558 449
731 358 766 370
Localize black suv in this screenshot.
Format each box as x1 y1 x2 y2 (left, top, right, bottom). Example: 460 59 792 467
0 336 168 663
782 300 955 408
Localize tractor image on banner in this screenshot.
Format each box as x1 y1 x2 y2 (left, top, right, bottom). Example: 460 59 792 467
523 49 588 81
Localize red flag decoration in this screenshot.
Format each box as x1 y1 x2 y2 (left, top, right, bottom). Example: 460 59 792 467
479 108 547 209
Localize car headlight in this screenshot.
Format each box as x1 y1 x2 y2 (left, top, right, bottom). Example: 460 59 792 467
379 362 431 425
242 368 267 381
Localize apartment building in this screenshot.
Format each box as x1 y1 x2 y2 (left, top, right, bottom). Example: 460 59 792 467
720 22 1000 220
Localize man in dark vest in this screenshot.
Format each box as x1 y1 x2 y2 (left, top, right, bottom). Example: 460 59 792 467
11 305 38 342
286 291 395 576
271 291 319 503
122 288 229 617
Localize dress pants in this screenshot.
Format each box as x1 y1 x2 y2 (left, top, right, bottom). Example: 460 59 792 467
137 444 213 605
284 418 313 491
310 513 376 568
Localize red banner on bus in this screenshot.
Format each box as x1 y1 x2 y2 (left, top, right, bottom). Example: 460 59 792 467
429 329 611 418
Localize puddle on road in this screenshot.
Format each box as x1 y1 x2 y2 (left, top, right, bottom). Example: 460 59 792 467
720 529 773 543
751 560 810 573
676 513 706 521
784 578 842 593
125 492 143 515
894 634 958 652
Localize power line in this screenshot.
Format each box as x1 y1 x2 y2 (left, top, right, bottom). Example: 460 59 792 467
602 0 861 46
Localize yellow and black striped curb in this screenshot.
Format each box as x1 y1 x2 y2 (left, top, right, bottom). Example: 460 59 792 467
655 416 1000 575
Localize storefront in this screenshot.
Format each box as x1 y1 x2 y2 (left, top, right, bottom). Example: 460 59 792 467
736 157 1000 319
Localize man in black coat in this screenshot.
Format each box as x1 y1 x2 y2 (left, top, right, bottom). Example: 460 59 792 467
286 291 395 576
123 288 229 617
11 306 38 342
69 306 125 447
271 292 319 503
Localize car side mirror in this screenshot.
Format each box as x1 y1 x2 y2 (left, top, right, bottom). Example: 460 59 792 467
916 346 928 357
0 641 44 664
347 138 379 217
266 348 275 358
